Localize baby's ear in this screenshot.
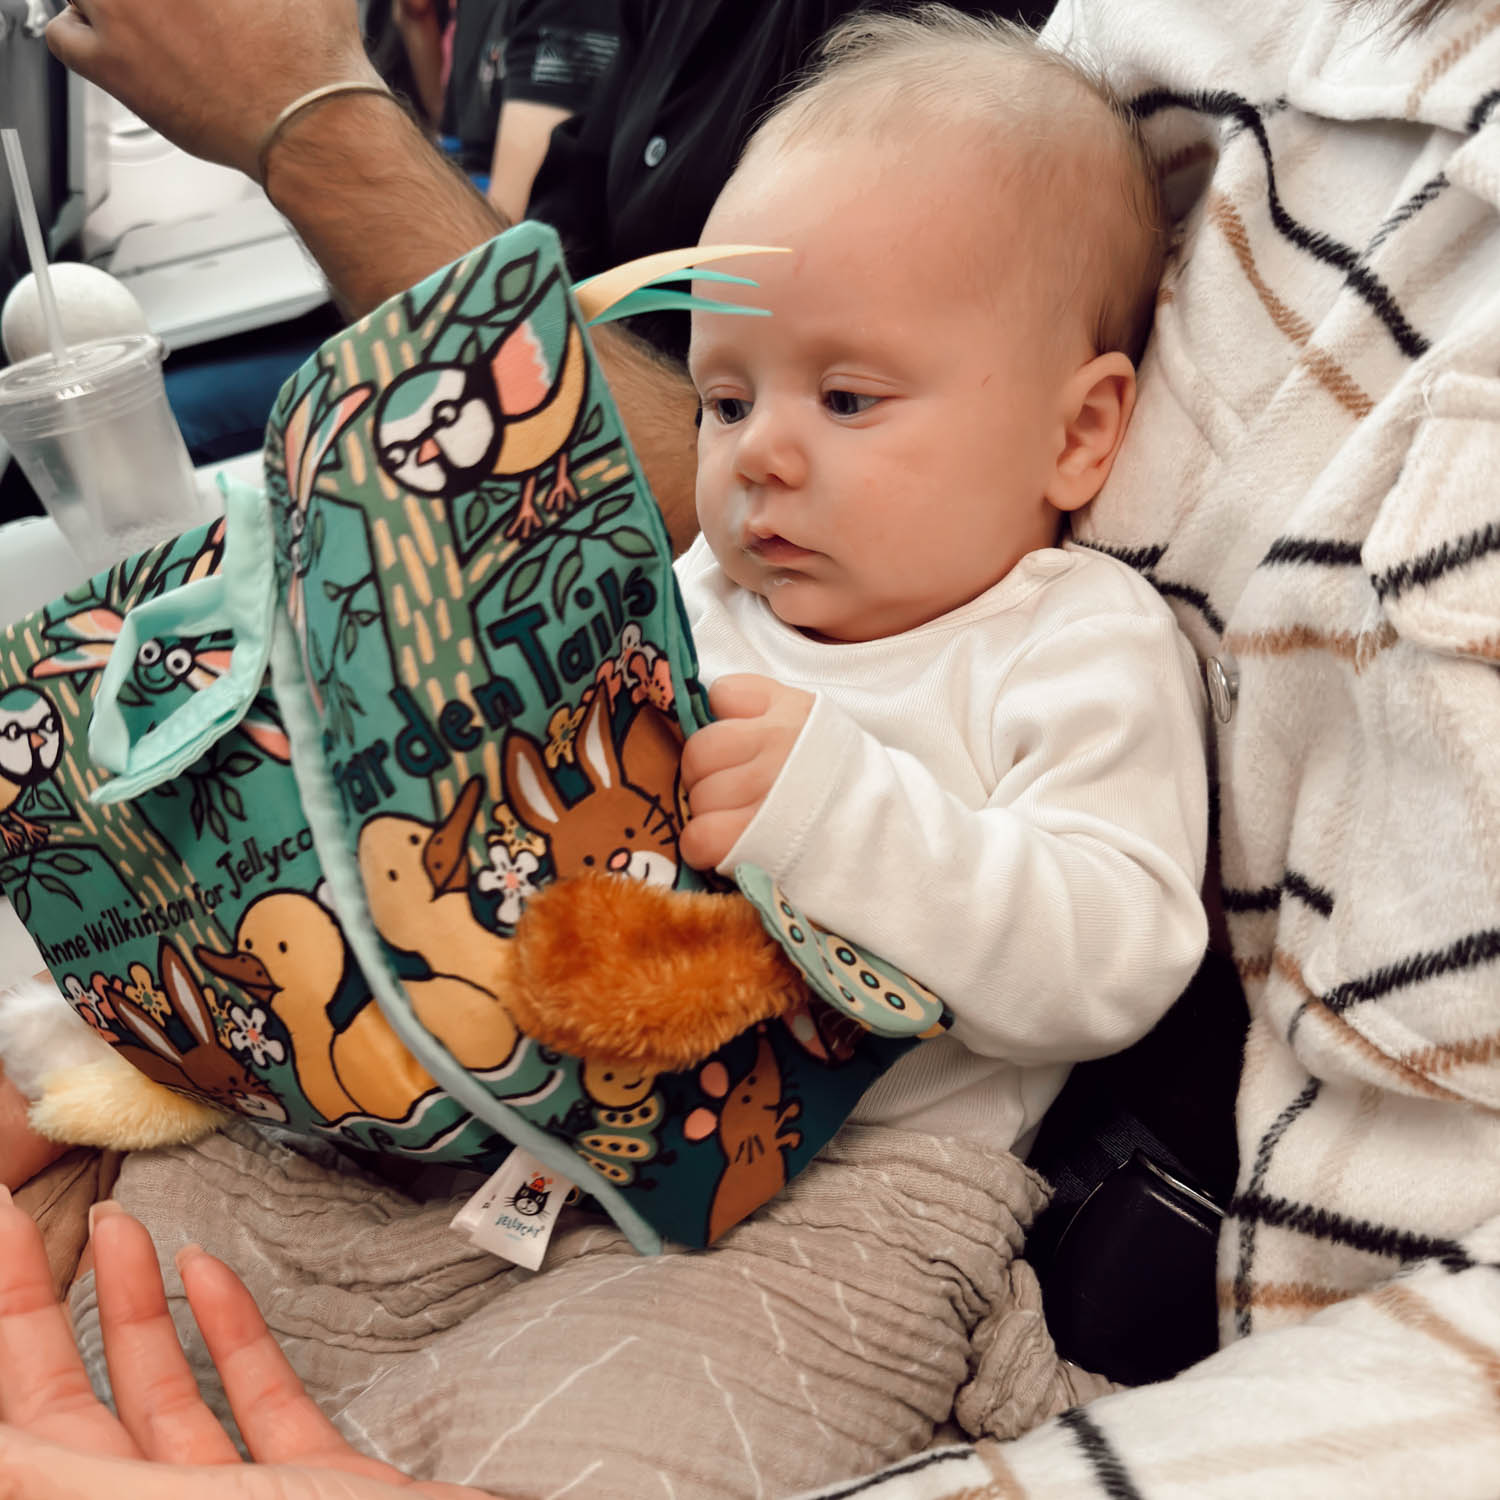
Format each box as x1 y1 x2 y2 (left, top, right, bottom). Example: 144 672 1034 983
1046 352 1137 514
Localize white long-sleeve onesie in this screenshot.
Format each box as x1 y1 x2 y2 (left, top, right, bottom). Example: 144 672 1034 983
676 534 1209 1151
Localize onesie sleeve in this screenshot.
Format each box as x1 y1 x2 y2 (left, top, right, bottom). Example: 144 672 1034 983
723 611 1210 1065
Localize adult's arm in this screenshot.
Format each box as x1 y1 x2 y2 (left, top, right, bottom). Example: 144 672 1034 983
790 1242 1500 1499
45 0 699 547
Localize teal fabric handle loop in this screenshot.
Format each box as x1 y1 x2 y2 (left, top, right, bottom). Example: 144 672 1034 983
89 479 277 805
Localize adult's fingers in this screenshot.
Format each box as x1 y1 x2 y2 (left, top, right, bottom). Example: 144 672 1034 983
177 1246 406 1482
0 1187 136 1458
92 1206 241 1465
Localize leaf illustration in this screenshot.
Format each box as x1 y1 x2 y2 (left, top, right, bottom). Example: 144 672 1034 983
323 580 342 600
497 252 539 308
221 752 259 778
552 549 583 618
189 790 206 838
580 405 604 442
464 495 489 538
592 494 633 526
207 804 229 843
607 528 656 559
352 609 380 627
36 872 81 906
13 886 30 924
342 619 359 658
504 555 546 610
222 784 246 821
47 853 88 875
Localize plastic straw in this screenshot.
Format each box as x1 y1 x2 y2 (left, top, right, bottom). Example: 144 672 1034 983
2 127 70 365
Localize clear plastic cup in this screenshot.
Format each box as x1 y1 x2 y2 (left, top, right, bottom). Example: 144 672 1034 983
0 334 204 572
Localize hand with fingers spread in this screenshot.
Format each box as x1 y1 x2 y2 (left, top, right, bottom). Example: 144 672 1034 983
678 674 814 872
0 1186 494 1500
45 0 384 181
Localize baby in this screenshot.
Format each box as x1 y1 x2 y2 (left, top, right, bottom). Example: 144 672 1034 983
675 6 1208 1157
0 10 1211 1495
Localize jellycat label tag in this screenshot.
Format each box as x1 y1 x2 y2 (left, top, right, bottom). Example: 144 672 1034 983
452 1149 572 1270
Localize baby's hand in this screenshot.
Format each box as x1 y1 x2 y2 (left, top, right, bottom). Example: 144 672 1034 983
679 675 814 870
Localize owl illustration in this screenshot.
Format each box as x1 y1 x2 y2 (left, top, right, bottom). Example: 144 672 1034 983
0 687 63 852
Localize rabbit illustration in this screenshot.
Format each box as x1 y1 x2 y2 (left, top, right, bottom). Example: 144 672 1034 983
503 695 684 886
102 937 287 1122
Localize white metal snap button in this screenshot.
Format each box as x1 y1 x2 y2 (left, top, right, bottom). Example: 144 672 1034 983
643 135 667 168
1205 655 1239 724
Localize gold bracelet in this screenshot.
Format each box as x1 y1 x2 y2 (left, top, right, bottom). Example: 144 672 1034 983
256 82 397 187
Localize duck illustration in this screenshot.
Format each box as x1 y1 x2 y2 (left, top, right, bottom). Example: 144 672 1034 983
197 891 438 1124
372 270 587 539
357 776 519 1071
0 687 62 852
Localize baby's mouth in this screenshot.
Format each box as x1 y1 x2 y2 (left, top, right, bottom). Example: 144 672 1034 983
746 533 814 565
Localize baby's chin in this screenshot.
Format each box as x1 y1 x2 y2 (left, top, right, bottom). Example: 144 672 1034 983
758 578 884 643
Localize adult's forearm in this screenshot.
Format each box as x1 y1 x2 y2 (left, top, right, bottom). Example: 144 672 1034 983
590 326 701 553
264 94 508 318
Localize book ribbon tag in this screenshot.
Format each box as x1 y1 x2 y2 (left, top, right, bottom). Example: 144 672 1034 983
451 1148 573 1270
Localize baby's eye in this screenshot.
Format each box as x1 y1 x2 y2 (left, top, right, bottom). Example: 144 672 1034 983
823 390 879 418
705 397 751 425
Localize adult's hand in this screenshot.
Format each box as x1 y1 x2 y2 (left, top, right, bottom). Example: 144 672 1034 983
0 1185 493 1499
46 0 382 181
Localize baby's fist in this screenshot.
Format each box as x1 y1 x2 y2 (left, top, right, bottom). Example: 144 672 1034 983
678 675 814 871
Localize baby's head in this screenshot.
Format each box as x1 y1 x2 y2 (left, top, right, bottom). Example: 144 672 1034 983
689 6 1165 642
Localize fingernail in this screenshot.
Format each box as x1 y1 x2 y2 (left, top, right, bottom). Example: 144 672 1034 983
174 1242 205 1275
0 1183 12 1206
88 1198 124 1235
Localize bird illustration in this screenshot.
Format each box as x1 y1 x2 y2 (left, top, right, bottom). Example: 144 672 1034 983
0 687 63 852
356 776 520 1070
373 270 588 539
197 890 440 1124
32 603 289 762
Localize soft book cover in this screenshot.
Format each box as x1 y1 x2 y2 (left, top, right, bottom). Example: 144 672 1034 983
0 222 947 1252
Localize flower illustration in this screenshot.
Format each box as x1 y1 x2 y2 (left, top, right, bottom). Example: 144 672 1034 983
65 973 116 1038
231 1089 290 1123
545 703 586 768
124 961 170 1024
489 802 547 860
628 651 675 713
226 1004 287 1068
477 842 542 924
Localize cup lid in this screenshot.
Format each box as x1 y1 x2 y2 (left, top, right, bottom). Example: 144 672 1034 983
0 334 165 407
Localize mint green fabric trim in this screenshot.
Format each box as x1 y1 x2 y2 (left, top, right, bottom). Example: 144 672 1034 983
89 480 276 806
266 616 664 1256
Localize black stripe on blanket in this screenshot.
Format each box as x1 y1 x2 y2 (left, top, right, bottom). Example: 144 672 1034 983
1320 927 1500 1012
1233 1080 1322 1336
1059 1408 1146 1500
1262 536 1365 569
1364 172 1448 258
1131 87 1430 359
1230 1190 1472 1268
808 1447 977 1499
1072 539 1169 575
1153 579 1227 635
1223 870 1335 917
1469 87 1500 133
1070 539 1227 634
1370 522 1500 601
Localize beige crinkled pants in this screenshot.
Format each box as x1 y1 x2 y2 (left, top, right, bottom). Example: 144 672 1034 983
69 1118 1108 1499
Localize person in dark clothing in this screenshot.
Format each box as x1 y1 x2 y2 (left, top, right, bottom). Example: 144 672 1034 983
530 1 1054 360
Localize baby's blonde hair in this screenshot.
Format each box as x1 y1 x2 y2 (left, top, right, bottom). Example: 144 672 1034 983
740 5 1166 363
